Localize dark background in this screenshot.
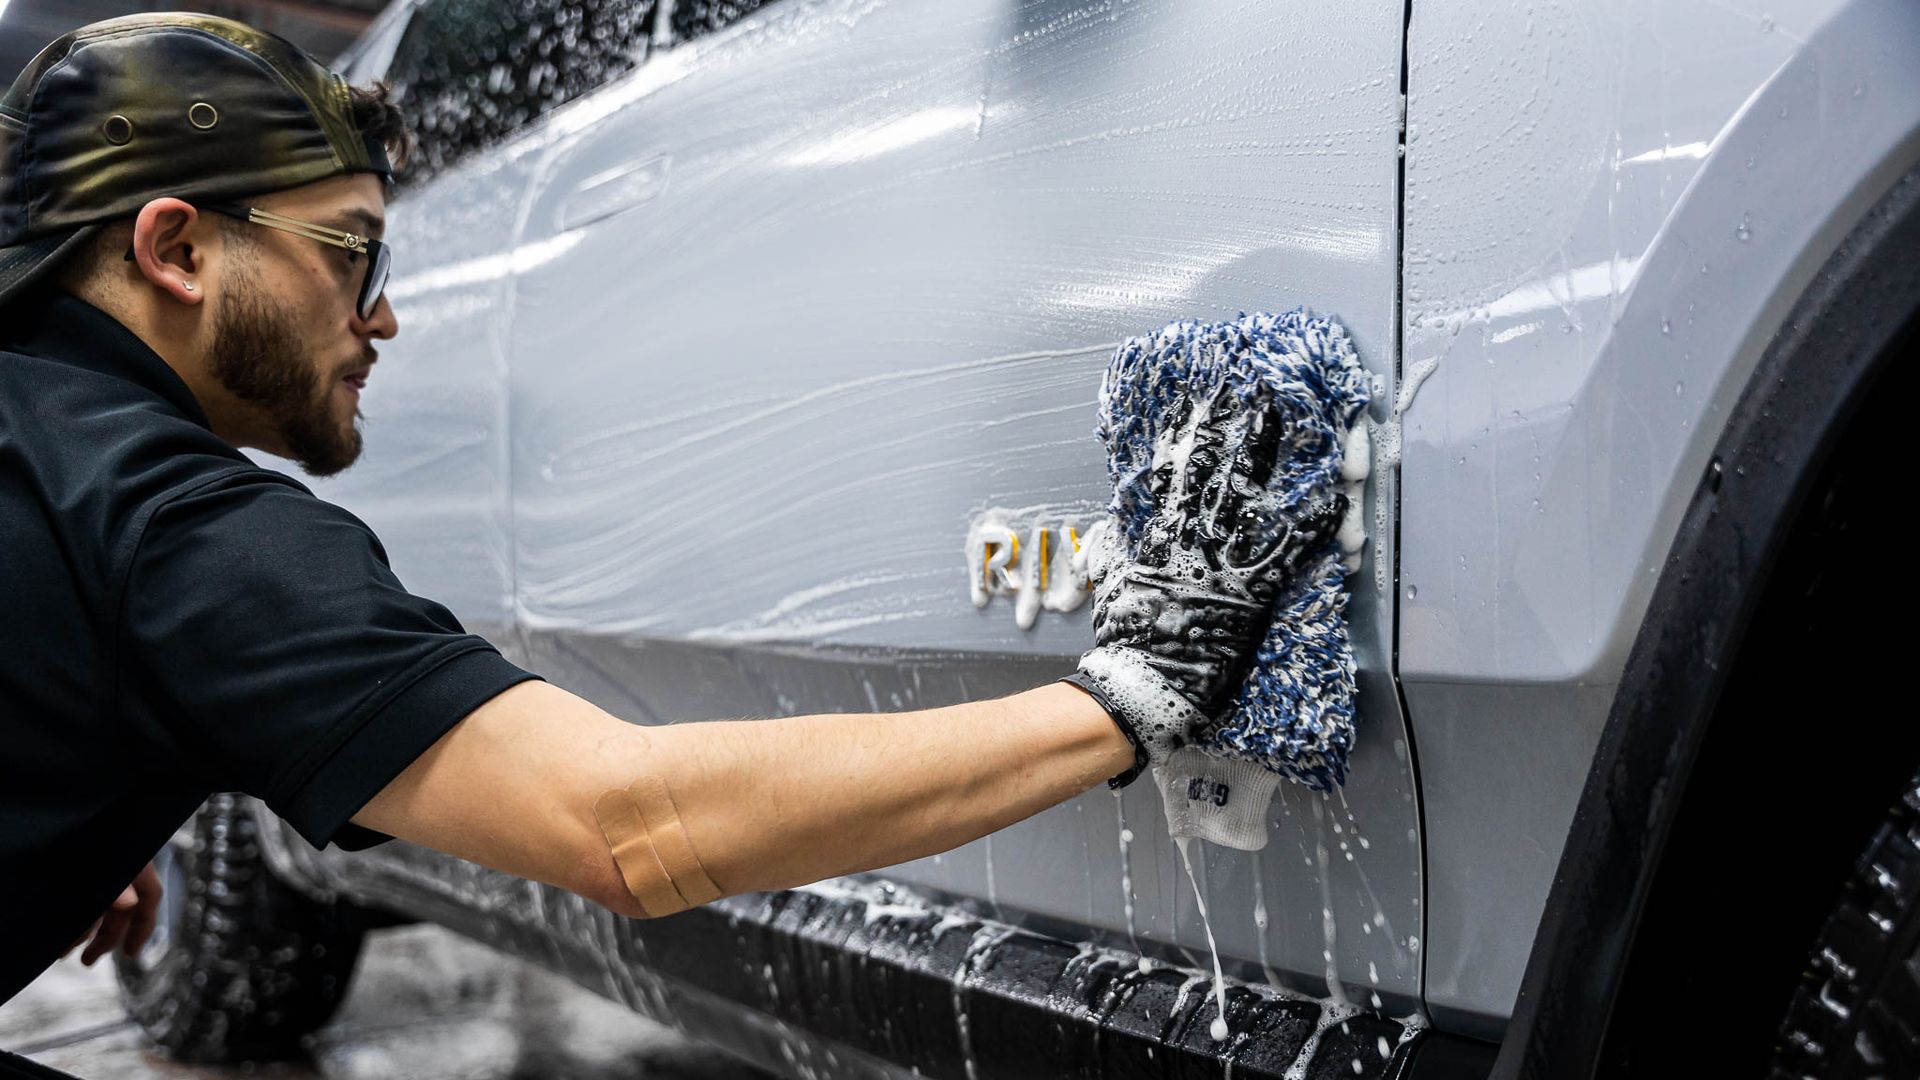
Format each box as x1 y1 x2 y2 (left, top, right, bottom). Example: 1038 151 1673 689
0 0 387 86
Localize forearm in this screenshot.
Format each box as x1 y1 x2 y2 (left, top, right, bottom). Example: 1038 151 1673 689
354 679 1133 916
654 682 1131 895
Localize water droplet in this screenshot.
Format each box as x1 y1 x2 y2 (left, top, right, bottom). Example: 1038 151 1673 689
1660 317 1671 335
1404 584 1418 600
1210 1017 1229 1041
1736 214 1752 242
1759 13 1774 31
1675 381 1685 396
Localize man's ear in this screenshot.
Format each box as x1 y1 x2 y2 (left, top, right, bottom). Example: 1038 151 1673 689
127 198 208 306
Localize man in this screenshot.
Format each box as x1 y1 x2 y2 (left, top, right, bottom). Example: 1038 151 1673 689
0 14 1340 1077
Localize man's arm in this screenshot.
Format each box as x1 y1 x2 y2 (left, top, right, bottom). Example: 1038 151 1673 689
350 679 1132 919
351 382 1328 919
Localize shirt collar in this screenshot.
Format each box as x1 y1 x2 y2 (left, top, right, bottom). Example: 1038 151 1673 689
1 292 214 431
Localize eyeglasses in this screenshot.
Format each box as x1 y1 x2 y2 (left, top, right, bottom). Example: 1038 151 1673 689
123 202 392 320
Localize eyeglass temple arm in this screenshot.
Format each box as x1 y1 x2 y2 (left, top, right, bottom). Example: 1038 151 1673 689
122 204 367 260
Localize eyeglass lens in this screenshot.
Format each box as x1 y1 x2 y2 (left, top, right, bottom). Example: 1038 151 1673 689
359 241 391 320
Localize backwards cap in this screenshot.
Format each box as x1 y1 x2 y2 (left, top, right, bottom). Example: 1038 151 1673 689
0 13 395 307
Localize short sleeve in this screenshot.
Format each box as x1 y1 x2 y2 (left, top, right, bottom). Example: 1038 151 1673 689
120 469 542 848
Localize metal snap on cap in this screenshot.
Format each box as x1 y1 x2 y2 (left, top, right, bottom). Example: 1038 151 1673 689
187 102 218 130
101 115 132 144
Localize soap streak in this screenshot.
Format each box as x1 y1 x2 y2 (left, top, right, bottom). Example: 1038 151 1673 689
1174 836 1231 1041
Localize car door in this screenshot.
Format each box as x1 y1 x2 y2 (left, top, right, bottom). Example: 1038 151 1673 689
501 0 1423 1013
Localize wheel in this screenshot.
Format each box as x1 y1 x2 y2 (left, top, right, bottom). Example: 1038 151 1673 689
1771 769 1920 1078
111 794 366 1062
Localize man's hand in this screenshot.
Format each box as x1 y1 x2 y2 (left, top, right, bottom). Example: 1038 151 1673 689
66 862 163 966
1065 384 1346 785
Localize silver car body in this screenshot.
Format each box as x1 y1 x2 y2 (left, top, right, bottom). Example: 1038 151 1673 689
278 0 1920 1046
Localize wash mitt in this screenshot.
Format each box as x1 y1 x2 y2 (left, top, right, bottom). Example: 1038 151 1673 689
1095 311 1372 850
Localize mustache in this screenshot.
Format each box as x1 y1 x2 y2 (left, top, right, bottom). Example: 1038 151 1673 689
333 347 379 379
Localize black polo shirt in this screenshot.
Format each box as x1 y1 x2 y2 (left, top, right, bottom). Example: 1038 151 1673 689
0 294 541 1002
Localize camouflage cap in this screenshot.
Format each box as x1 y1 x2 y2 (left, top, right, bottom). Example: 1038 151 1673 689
0 13 394 307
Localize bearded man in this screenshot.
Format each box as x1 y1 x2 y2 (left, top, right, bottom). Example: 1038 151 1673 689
0 16 1339 1080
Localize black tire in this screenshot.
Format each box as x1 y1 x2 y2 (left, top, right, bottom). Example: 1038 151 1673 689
111 794 366 1062
1770 771 1920 1078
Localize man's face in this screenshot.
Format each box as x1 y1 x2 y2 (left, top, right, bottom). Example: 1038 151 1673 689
205 173 396 477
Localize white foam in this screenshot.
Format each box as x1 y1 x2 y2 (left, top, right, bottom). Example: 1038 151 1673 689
1072 517 1118 586
1075 648 1202 754
1336 478 1369 562
1371 357 1439 591
1332 412 1373 572
1039 518 1095 615
1014 522 1045 630
963 514 1018 609
1340 417 1372 482
1107 796 1140 959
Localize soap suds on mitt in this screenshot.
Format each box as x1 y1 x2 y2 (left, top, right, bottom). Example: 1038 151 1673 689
1096 310 1372 850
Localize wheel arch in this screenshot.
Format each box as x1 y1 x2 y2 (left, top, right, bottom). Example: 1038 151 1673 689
1491 159 1920 1079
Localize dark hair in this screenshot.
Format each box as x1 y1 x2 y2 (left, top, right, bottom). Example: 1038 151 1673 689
348 81 413 174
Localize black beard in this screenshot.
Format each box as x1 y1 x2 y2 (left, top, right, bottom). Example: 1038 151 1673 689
207 283 363 477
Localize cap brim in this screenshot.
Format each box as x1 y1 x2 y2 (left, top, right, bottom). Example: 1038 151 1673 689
0 225 102 308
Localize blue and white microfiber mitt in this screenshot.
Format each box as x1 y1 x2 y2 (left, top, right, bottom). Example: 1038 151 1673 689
1095 311 1372 850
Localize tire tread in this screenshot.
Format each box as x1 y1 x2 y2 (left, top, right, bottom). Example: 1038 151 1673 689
112 795 364 1062
1771 771 1920 1078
